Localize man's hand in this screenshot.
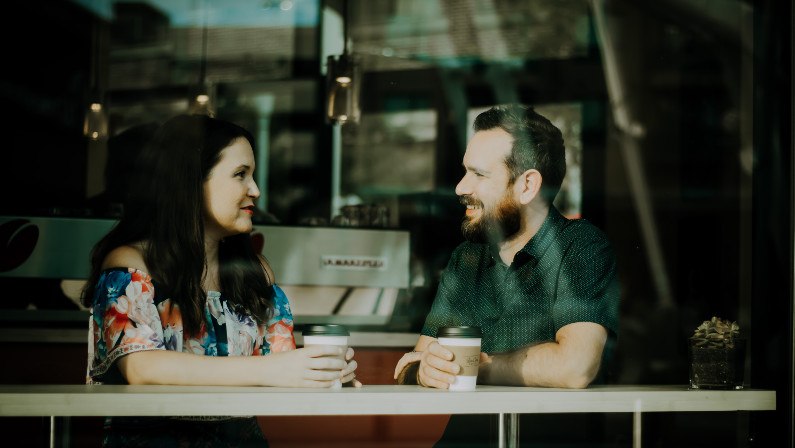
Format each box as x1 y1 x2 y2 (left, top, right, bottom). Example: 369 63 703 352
416 341 460 389
393 335 463 388
393 351 422 383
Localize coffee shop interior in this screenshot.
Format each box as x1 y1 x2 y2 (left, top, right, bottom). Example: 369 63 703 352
0 0 791 446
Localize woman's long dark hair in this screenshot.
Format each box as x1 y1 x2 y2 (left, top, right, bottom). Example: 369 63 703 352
82 114 274 335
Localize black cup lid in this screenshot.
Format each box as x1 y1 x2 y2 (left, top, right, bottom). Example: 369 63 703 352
437 326 482 338
302 324 350 337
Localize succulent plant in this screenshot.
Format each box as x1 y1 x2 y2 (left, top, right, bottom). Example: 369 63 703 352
690 316 740 349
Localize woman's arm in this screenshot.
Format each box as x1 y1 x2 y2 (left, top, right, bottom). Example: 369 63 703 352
118 344 353 387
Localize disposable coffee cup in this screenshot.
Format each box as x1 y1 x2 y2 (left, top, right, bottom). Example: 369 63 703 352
302 324 350 389
302 324 350 346
437 326 482 391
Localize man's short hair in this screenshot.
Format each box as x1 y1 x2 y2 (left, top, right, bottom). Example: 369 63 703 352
473 104 566 203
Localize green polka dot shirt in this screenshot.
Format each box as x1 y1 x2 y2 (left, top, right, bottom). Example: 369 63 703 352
421 206 620 355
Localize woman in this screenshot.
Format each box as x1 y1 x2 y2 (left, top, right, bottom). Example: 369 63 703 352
83 114 358 447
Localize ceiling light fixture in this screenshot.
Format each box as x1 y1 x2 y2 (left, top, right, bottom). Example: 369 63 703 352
325 0 360 124
83 20 108 141
189 3 214 116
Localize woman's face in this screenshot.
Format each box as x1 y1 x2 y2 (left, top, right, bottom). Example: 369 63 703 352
203 137 260 240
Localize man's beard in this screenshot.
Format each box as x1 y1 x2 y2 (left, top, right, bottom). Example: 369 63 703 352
460 193 522 244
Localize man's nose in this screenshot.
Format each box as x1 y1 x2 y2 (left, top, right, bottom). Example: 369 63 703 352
455 174 470 196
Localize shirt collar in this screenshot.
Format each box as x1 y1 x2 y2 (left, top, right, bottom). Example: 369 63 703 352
487 206 566 268
521 206 565 261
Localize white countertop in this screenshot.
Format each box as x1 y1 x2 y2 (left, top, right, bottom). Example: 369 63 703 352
0 384 775 417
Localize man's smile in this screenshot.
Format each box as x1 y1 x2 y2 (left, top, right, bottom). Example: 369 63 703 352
465 205 481 217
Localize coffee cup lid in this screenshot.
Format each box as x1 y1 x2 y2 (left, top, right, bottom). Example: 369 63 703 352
302 324 350 337
437 326 482 338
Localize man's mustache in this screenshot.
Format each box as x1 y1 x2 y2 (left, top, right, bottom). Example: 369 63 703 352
459 195 481 207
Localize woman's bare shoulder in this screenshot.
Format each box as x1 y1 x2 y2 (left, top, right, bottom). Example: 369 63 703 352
101 242 149 273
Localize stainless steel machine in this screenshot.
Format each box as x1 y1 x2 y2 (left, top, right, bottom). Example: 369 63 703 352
0 216 410 332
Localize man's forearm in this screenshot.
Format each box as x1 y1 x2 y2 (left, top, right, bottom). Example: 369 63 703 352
477 349 526 386
479 341 598 388
479 323 607 388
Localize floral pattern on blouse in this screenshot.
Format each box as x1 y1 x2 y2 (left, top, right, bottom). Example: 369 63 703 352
87 267 296 384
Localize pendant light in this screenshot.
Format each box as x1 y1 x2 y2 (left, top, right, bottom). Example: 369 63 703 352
325 0 360 124
83 19 108 141
189 4 214 116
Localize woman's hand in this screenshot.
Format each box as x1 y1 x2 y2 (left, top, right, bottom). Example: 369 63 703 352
342 347 362 388
259 345 350 388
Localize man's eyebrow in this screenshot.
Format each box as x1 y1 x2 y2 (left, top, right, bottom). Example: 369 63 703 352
463 163 489 174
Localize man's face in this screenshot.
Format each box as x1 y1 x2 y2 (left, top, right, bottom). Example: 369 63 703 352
455 129 522 243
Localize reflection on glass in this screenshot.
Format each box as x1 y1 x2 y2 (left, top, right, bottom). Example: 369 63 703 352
83 102 109 141
342 109 437 195
188 91 215 117
326 54 361 124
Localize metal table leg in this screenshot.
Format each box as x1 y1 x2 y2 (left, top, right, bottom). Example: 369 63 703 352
633 408 642 448
49 416 70 448
498 413 519 448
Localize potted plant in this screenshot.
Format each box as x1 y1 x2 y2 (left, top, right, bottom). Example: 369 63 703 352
689 316 746 390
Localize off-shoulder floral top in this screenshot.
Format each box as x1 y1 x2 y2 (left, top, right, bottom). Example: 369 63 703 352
87 267 296 385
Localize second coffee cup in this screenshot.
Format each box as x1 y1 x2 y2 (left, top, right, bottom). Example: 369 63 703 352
437 326 482 391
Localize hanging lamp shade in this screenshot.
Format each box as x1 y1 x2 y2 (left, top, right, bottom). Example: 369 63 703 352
326 53 361 124
189 83 215 117
83 101 109 141
84 20 108 141
325 0 360 124
189 6 214 116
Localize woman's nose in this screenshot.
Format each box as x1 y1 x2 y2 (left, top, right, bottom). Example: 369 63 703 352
249 181 261 199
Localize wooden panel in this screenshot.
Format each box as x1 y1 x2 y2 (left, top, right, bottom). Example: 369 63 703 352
350 347 407 385
258 347 448 447
260 415 449 448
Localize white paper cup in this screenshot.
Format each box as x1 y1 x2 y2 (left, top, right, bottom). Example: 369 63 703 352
302 324 350 349
438 326 482 391
302 324 350 389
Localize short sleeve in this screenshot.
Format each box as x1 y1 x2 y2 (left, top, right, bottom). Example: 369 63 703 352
87 268 165 384
552 231 620 337
259 284 296 354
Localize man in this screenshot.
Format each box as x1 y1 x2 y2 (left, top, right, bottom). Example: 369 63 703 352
394 104 620 446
